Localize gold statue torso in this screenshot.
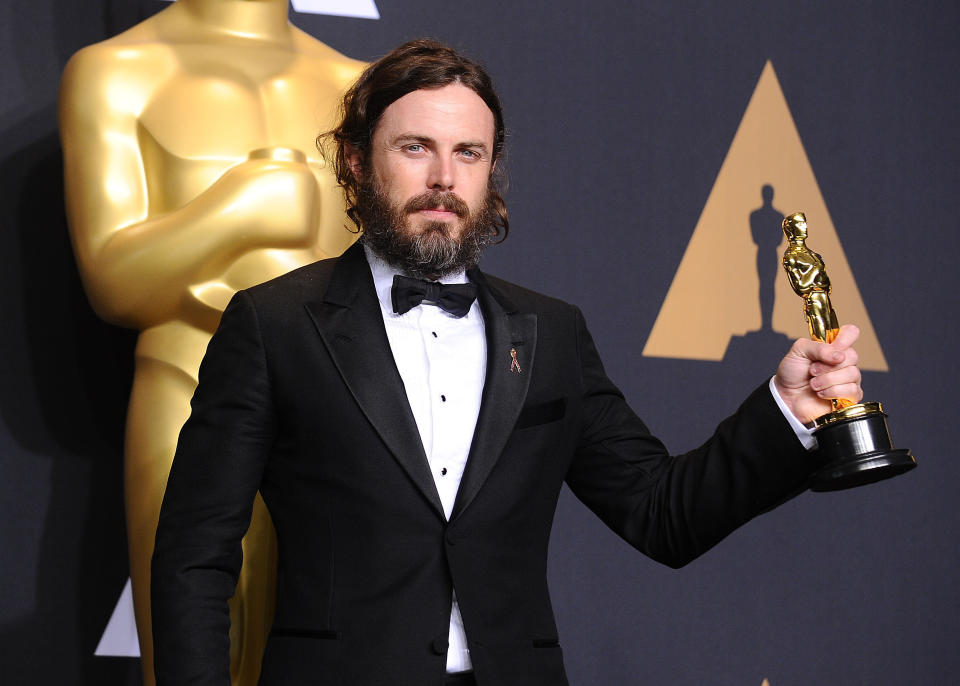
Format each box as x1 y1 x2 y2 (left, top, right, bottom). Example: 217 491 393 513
64 15 361 367
782 233 837 343
59 2 364 683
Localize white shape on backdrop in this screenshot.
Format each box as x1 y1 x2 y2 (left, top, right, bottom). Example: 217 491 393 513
160 0 381 19
292 0 380 18
95 579 141 657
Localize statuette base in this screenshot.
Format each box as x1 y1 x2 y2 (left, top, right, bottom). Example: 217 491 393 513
809 402 917 491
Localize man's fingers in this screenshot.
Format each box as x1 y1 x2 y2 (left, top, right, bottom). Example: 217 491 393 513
830 324 860 351
814 381 863 404
819 324 860 363
809 365 862 400
776 324 866 419
791 324 861 365
810 346 859 375
789 338 841 364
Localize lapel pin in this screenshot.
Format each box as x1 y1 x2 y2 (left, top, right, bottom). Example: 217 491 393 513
509 347 522 374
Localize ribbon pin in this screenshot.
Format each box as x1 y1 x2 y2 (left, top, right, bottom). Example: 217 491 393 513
509 347 522 374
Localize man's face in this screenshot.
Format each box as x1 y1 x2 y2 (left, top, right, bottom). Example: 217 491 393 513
365 83 495 239
350 84 498 278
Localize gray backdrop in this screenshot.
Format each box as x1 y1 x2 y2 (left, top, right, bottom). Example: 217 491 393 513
2 1 957 684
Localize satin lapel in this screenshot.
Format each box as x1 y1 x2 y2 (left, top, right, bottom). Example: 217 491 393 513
303 244 445 519
450 272 537 521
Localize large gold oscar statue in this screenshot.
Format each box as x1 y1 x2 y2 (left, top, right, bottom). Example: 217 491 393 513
58 1 363 683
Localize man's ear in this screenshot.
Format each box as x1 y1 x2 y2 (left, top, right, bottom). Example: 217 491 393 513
345 144 364 182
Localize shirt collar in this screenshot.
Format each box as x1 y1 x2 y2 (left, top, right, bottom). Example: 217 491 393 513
363 243 470 316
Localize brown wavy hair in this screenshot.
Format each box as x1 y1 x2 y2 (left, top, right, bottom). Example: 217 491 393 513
319 39 508 240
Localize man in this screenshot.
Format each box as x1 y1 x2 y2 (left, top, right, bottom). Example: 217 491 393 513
152 39 863 686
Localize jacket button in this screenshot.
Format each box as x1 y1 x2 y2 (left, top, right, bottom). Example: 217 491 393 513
445 532 456 546
431 637 449 655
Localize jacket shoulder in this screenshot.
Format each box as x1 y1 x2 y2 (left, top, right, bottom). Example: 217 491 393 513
243 254 340 307
480 271 580 318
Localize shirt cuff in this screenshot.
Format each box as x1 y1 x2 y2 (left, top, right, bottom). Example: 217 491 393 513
768 376 818 451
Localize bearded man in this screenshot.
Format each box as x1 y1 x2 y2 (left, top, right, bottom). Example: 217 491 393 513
152 39 864 686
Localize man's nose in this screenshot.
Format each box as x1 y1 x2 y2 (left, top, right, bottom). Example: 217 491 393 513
427 155 455 190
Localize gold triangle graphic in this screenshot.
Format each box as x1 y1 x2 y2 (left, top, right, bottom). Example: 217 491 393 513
642 61 887 371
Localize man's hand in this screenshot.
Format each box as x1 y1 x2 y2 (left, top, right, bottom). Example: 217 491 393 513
774 324 864 425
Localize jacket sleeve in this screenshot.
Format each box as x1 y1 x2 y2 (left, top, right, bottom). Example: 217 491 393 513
564 307 821 568
152 290 276 685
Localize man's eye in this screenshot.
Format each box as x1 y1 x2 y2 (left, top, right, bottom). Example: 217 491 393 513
459 149 479 159
404 144 424 153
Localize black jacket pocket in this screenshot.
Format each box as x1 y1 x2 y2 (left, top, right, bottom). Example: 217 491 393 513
515 399 567 430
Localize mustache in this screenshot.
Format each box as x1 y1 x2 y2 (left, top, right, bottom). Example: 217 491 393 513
403 191 470 218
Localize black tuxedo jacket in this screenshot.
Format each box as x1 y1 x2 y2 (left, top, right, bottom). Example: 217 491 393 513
152 243 820 686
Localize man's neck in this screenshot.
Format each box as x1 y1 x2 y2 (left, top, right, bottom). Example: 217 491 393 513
363 244 468 285
361 241 468 283
174 0 293 44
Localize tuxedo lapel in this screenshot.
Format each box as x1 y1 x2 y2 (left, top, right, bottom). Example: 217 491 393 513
303 244 445 519
451 270 537 521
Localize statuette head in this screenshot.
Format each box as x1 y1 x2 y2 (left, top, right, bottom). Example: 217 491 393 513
783 211 808 241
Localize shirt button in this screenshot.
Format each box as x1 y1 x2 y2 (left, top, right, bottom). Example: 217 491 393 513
441 467 448 476
432 331 438 338
431 637 449 655
440 394 446 402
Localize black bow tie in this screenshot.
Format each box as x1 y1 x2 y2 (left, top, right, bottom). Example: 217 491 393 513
391 275 478 317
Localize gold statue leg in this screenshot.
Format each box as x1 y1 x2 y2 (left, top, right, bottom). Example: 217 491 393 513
804 293 832 344
126 354 275 686
230 496 277 686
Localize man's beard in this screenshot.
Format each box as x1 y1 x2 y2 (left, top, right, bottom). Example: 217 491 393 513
357 179 495 280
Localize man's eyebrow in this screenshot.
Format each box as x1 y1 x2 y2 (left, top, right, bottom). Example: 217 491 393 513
457 140 490 154
391 134 435 146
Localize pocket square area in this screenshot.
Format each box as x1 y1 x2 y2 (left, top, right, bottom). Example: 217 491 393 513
515 398 567 430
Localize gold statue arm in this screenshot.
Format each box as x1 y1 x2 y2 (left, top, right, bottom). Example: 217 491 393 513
59 49 321 331
782 252 829 295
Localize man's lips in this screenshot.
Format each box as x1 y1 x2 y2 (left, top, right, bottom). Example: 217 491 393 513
416 207 459 219
405 191 469 218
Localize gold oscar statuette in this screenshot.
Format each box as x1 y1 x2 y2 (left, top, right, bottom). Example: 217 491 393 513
781 212 916 490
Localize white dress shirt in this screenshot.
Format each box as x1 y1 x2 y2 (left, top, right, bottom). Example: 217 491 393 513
365 246 485 672
362 245 815 672
769 376 817 449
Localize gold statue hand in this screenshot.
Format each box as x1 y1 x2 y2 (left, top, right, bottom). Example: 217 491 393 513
66 149 322 330
783 255 815 292
59 37 357 333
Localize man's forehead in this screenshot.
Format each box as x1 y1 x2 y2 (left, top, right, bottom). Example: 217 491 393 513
376 84 495 143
